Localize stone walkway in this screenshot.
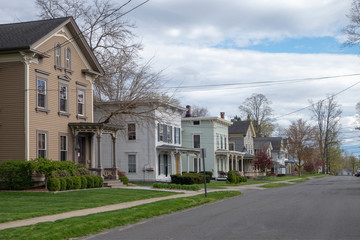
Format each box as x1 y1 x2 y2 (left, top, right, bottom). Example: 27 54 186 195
0 178 306 231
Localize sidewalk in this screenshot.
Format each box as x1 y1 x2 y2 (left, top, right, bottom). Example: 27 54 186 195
0 178 308 231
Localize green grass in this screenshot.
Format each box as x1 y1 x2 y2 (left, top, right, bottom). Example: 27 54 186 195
0 191 240 240
290 178 310 183
260 183 292 188
0 188 178 223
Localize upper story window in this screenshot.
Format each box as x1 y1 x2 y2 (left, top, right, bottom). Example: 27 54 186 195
229 142 235 151
193 134 200 148
55 43 62 70
65 47 71 71
77 89 85 116
59 84 68 113
216 135 220 149
193 120 200 125
167 125 172 143
158 123 164 141
37 79 46 109
128 123 136 140
220 135 223 149
225 137 227 150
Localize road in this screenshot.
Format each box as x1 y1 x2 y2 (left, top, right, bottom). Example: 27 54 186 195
84 176 360 240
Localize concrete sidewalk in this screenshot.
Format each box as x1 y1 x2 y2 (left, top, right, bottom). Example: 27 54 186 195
0 177 309 231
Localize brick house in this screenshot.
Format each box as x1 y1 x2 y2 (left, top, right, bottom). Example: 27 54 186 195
0 17 106 167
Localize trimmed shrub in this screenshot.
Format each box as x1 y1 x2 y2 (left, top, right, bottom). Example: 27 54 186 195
120 175 129 185
93 175 100 187
59 178 67 191
65 177 74 190
0 160 33 190
72 176 81 189
80 176 87 189
227 171 247 184
171 173 210 185
47 178 61 191
51 170 71 178
85 175 94 188
95 176 104 187
199 171 213 179
75 167 90 176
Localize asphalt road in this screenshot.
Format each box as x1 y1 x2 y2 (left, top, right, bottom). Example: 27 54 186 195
84 176 360 240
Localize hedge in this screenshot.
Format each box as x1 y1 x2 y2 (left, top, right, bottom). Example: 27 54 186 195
171 173 210 185
153 182 200 191
227 170 247 184
47 175 103 191
0 160 33 190
80 176 87 189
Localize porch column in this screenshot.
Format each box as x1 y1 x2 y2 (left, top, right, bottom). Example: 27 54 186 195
179 153 183 175
225 153 229 172
236 156 239 171
214 156 218 178
241 155 244 175
187 153 190 173
112 135 118 180
231 155 234 171
90 134 95 168
72 134 77 163
171 152 175 175
97 134 102 169
196 154 200 173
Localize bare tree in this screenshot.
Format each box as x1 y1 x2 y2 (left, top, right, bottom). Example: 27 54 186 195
344 0 360 49
310 95 342 174
188 105 209 117
285 119 316 176
35 0 175 125
239 93 274 137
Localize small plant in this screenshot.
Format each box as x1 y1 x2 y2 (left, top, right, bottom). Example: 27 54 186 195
120 175 129 185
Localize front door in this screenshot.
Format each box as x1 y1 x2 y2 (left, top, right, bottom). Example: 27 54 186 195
77 136 86 165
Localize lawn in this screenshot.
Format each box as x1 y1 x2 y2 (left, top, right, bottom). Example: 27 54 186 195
0 188 178 223
290 178 311 183
0 191 240 240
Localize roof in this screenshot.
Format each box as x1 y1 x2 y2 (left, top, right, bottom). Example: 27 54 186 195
0 17 103 75
0 17 70 51
258 137 283 151
228 120 251 134
182 116 232 126
253 138 272 151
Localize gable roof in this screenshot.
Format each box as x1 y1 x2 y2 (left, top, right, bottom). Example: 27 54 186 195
0 17 103 75
258 137 283 151
228 120 256 137
253 138 272 151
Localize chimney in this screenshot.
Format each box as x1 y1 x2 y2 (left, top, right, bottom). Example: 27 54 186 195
220 112 225 119
185 105 192 117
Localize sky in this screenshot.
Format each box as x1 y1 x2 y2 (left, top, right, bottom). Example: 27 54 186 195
1 0 360 156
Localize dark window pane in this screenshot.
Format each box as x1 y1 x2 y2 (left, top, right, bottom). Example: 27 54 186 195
194 135 200 148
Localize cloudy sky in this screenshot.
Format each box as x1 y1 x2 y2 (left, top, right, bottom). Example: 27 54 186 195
1 0 360 156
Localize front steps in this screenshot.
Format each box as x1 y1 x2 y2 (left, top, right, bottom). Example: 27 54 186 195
103 180 124 188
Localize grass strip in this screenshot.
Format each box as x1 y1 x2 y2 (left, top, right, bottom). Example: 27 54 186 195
290 178 310 183
0 188 177 223
260 183 292 188
0 191 240 240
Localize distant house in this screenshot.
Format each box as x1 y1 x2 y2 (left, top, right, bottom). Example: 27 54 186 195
181 109 244 179
94 101 200 182
228 121 262 177
0 17 106 166
337 168 352 176
263 137 288 174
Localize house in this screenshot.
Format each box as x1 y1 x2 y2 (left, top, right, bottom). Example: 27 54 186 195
181 109 244 179
94 101 200 182
228 120 259 177
0 17 113 170
255 137 288 174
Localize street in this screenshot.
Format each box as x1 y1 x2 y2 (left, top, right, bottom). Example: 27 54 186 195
85 176 360 240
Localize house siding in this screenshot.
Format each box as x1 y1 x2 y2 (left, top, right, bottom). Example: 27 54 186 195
0 61 25 161
27 30 94 161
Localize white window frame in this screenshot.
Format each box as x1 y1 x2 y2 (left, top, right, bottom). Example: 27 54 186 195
193 134 201 148
128 123 136 141
37 130 48 158
65 47 72 71
54 43 62 69
59 133 68 161
128 154 136 173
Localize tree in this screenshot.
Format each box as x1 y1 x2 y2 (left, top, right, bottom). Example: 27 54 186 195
190 105 209 117
238 93 274 137
310 95 342 174
344 0 360 49
35 0 174 125
285 119 316 176
253 149 273 173
231 115 242 122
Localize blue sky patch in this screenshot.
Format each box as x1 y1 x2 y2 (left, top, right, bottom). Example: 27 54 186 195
215 37 360 55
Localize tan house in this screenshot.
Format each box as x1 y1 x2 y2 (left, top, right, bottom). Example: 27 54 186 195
0 17 109 168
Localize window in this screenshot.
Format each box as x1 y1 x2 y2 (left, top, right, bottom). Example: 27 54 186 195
128 123 136 140
37 131 47 158
193 120 200 125
193 134 200 148
60 135 67 161
174 127 181 144
167 126 172 143
59 84 68 112
225 137 227 150
55 43 61 69
216 135 220 149
158 123 164 141
77 89 85 116
229 142 235 151
220 135 223 149
163 124 167 142
65 47 71 71
128 154 136 173
37 79 46 108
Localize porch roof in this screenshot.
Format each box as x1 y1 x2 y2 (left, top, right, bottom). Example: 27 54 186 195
68 122 124 136
156 144 201 154
215 150 245 157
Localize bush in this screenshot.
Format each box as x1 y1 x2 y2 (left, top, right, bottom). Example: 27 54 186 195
47 178 61 191
85 175 94 188
227 171 247 184
75 167 90 176
51 170 71 178
0 160 33 190
80 176 87 189
65 177 74 190
171 173 210 185
59 178 67 191
199 171 213 179
120 175 129 185
277 174 286 177
72 176 81 189
96 176 104 187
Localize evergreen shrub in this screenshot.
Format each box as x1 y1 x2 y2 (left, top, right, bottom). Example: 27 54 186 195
47 178 61 191
0 160 33 190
